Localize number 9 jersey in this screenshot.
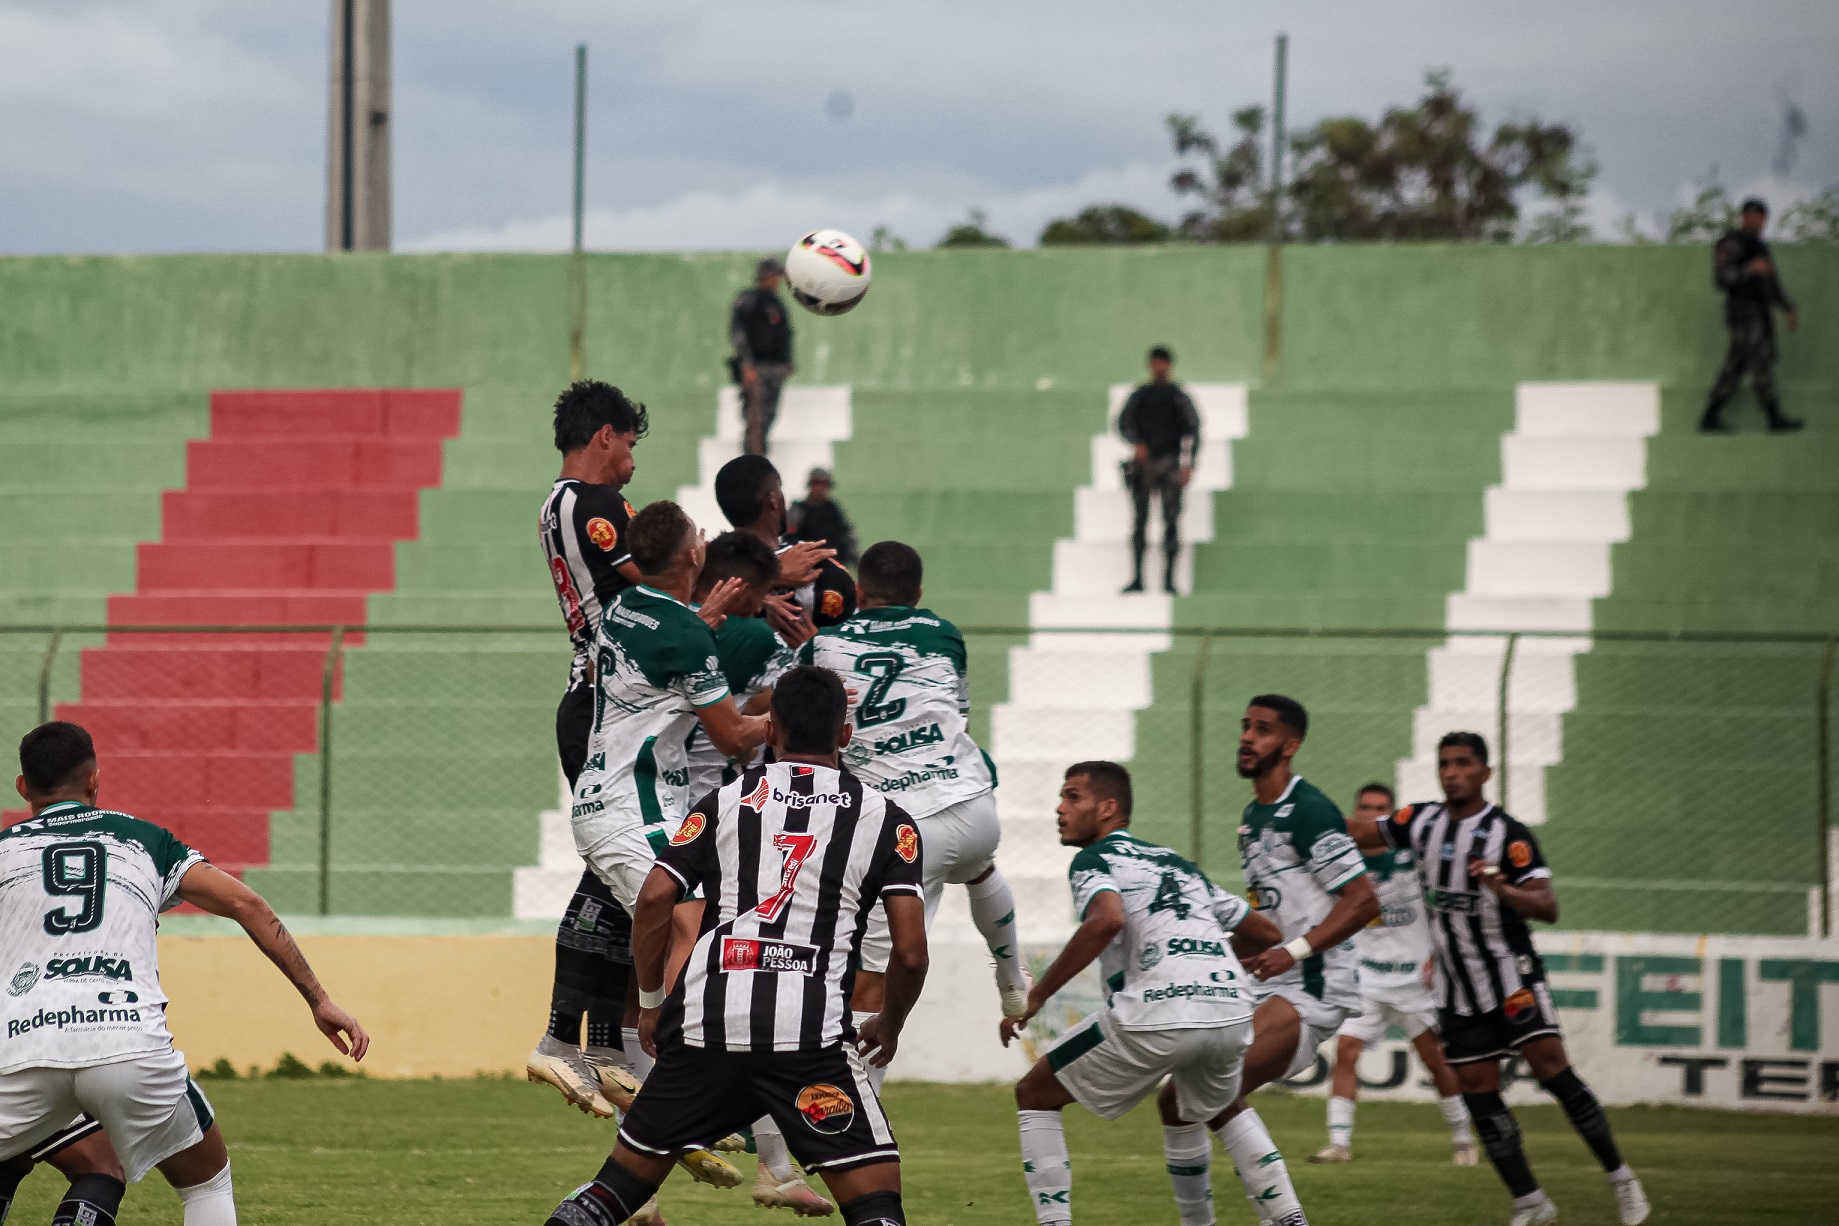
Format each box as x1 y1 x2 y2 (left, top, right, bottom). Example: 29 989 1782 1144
0 802 203 1073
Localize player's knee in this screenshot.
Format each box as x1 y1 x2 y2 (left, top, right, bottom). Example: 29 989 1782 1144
838 1189 906 1225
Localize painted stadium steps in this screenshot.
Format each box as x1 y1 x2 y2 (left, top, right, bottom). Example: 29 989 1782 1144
16 390 460 884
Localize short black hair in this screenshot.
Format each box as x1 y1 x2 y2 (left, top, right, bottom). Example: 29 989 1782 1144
714 455 780 529
553 381 650 453
701 530 779 588
1148 345 1173 363
19 722 96 794
772 666 848 755
1248 693 1308 740
1065 760 1133 820
1437 731 1490 766
1741 197 1768 216
1357 781 1395 805
628 501 694 575
858 541 922 607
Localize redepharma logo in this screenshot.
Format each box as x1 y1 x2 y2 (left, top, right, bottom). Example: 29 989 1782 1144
8 1005 141 1039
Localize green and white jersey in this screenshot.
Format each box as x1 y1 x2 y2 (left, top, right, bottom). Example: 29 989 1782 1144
1355 849 1433 993
798 606 993 819
1068 831 1256 1032
1237 775 1365 1012
572 585 731 855
0 802 203 1073
684 613 794 800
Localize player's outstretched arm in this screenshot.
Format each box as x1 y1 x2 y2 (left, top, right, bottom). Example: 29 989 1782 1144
1346 811 1387 854
1243 873 1380 982
175 863 370 1061
856 893 928 1067
1000 889 1124 1046
694 695 770 759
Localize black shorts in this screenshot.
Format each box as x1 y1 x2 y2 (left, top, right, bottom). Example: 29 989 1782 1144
1440 983 1561 1065
556 678 596 791
619 1040 898 1174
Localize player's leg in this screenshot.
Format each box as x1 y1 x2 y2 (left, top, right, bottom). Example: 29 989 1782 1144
850 902 892 1092
756 1048 905 1224
1408 1026 1476 1164
748 1111 833 1216
1155 1017 1256 1226
1445 1008 1552 1224
1314 1035 1363 1163
531 868 620 1118
1520 1034 1648 1225
0 1071 115 1226
1124 464 1151 593
1013 1055 1078 1225
935 793 1029 1016
72 1054 226 1225
1157 461 1184 595
583 901 641 1111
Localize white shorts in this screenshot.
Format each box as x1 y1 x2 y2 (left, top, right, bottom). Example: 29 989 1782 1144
1048 1008 1253 1123
1338 980 1440 1049
859 791 1000 974
0 1048 213 1182
1255 983 1356 1080
580 823 659 913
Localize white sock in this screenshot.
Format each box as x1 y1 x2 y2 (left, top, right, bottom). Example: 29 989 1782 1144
1440 1094 1473 1146
621 1027 654 1079
965 869 1027 996
1214 1108 1305 1224
1163 1123 1215 1225
1514 1189 1554 1211
754 1114 795 1182
176 1162 236 1226
1018 1109 1072 1225
1327 1095 1355 1151
1607 1163 1635 1184
852 1010 889 1092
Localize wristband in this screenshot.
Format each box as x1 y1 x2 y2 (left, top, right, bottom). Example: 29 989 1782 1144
638 986 666 1010
1283 936 1315 962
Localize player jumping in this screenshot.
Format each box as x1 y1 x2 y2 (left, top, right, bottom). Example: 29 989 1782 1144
713 455 857 630
1002 762 1281 1226
2 721 369 1226
1310 782 1476 1166
1350 732 1649 1226
544 665 928 1226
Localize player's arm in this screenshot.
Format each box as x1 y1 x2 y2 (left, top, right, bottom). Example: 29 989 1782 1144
175 863 369 1061
1244 874 1378 982
694 694 768 759
630 865 683 1057
1471 824 1558 923
1479 872 1558 923
855 893 928 1067
1000 889 1123 1046
1229 908 1282 959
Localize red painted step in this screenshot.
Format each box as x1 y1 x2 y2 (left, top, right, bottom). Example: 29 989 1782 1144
11 389 462 872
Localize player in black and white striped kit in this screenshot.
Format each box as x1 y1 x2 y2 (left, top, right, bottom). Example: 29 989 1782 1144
1351 733 1648 1226
545 666 927 1226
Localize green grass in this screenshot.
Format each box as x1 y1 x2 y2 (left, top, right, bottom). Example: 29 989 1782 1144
14 1078 1835 1224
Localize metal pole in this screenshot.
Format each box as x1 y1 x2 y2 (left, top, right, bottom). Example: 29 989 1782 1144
1260 33 1288 386
568 43 588 383
339 0 356 250
318 626 345 916
1190 632 1215 869
1816 633 1836 939
1497 633 1519 810
35 629 62 725
1269 33 1287 241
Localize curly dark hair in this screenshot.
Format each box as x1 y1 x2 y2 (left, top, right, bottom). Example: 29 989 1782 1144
553 380 650 453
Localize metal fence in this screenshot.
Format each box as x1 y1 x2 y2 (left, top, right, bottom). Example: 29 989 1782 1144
2 624 1832 938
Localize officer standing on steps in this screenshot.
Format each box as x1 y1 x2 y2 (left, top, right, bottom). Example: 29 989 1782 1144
730 257 795 456
1699 197 1803 434
1117 346 1200 595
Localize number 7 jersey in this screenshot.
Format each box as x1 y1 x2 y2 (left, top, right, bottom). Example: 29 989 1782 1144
796 606 994 818
0 801 204 1073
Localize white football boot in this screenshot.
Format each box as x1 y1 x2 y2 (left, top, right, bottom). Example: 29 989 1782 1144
751 1165 836 1216
1453 1141 1479 1166
1508 1195 1559 1226
628 1196 667 1226
1307 1143 1351 1163
525 1036 615 1118
1611 1172 1650 1225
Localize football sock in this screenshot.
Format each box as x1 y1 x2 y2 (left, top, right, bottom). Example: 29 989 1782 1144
1464 1092 1541 1198
1326 1095 1355 1151
1017 1109 1072 1226
585 1014 621 1054
1213 1107 1304 1224
838 1190 906 1224
0 1160 24 1224
852 1011 890 1092
547 1007 584 1046
754 1115 795 1182
1539 1068 1623 1173
964 871 1028 998
1162 1122 1215 1225
52 1174 124 1226
1439 1094 1474 1146
549 923 602 1044
175 1162 237 1226
620 1028 654 1079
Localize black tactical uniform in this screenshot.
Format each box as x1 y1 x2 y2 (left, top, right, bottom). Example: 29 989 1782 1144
1117 381 1201 592
730 268 795 455
1700 224 1801 433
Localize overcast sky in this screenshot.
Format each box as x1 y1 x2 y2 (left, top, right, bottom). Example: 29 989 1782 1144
2 0 1835 254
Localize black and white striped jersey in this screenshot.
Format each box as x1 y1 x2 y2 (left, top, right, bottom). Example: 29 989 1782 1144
1380 801 1552 1016
540 478 636 687
652 762 923 1052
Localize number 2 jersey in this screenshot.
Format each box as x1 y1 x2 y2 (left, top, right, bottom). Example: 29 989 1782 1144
1068 831 1257 1032
797 606 994 819
0 802 203 1073
1237 775 1366 1016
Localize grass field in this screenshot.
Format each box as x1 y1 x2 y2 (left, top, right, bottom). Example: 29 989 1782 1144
11 1077 1835 1224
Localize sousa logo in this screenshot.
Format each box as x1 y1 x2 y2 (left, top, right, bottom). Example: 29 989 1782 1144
795 1083 856 1134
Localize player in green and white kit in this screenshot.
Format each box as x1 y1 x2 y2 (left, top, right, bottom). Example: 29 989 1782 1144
2 721 368 1226
796 542 1031 1031
1154 694 1379 1226
1312 783 1474 1166
1002 762 1283 1226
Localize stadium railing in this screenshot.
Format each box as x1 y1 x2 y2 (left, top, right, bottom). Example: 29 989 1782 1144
1 625 1832 939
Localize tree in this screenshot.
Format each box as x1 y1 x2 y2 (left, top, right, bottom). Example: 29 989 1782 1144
869 225 908 253
1039 205 1173 245
1166 107 1272 241
936 208 1010 249
1777 186 1839 242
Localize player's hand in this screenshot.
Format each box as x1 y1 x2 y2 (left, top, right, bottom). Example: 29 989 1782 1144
763 592 816 647
312 998 369 1062
777 540 833 587
1133 443 1150 466
1244 947 1296 981
1469 858 1506 895
1179 466 1193 487
1787 308 1800 333
697 576 748 628
856 1014 899 1067
639 1007 661 1059
999 986 1046 1046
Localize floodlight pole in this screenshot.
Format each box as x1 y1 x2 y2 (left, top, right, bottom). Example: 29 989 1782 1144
1260 32 1288 385
568 43 588 383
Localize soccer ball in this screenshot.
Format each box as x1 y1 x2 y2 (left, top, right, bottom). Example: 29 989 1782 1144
784 230 872 316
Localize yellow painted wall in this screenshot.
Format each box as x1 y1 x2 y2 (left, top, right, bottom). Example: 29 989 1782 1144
159 935 554 1079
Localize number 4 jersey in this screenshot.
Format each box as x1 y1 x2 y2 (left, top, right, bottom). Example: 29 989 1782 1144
0 801 203 1073
797 606 993 819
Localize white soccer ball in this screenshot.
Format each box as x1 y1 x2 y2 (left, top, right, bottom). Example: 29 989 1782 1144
784 229 872 316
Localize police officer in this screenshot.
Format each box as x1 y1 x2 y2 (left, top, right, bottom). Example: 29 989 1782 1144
1118 345 1201 595
730 256 795 455
1699 197 1803 434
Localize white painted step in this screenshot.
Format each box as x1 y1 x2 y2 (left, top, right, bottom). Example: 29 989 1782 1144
1501 437 1647 491
1029 592 1173 632
1515 382 1660 436
991 705 1137 761
1052 541 1195 595
1484 489 1631 542
1446 594 1595 634
1005 647 1155 708
1074 488 1215 544
1466 541 1612 598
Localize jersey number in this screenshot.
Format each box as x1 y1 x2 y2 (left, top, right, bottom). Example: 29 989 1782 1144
42 842 108 936
755 832 819 923
1148 871 1191 921
853 653 906 728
